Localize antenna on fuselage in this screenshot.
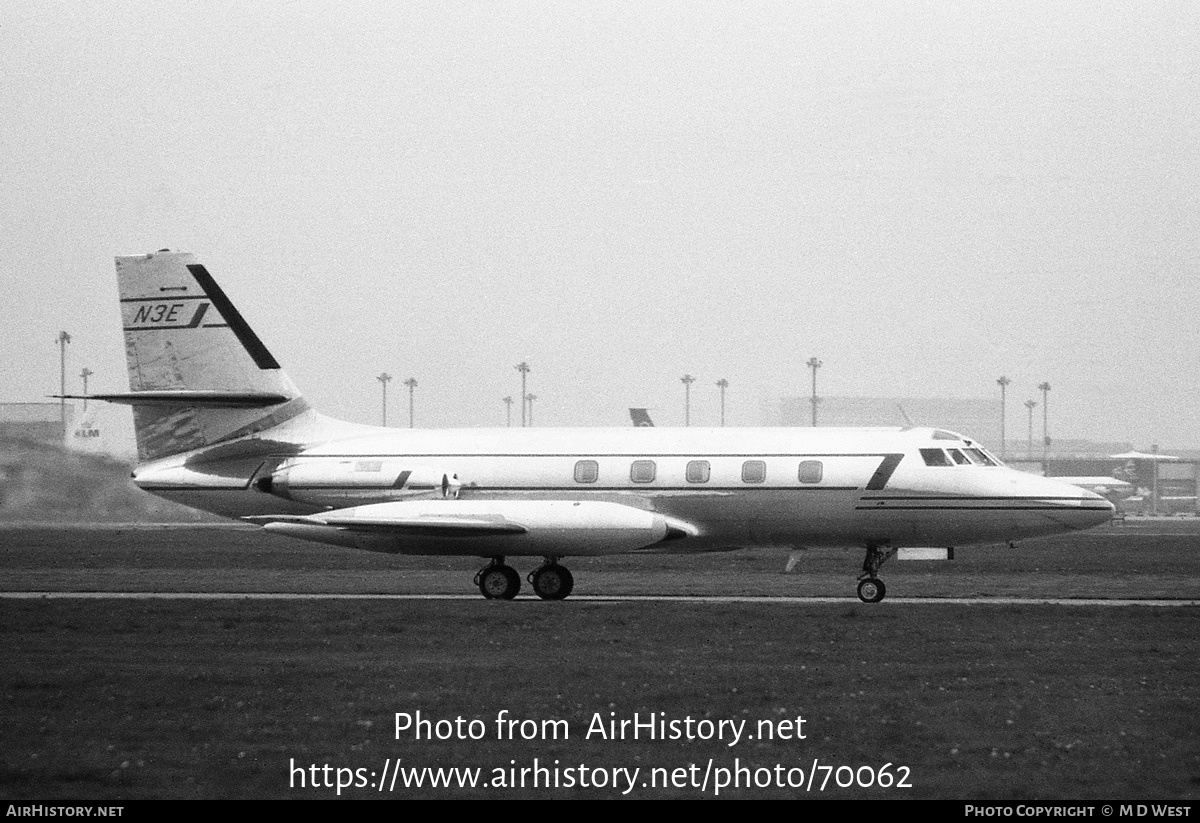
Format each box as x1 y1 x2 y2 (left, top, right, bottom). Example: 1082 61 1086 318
897 404 916 429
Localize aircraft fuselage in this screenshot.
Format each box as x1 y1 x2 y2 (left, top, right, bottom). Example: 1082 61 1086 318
133 421 1114 556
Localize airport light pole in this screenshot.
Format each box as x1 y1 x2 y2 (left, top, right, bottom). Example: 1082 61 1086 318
503 396 513 427
80 367 93 413
1024 399 1037 460
376 372 392 426
1038 382 1051 472
57 331 71 438
1151 443 1160 515
525 394 536 426
516 362 530 427
806 357 822 426
716 378 728 427
681 374 695 426
996 376 1010 457
403 377 417 429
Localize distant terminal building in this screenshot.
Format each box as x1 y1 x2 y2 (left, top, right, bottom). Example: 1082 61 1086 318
0 401 134 459
764 395 1200 513
0 402 74 445
1009 451 1200 515
766 396 1130 458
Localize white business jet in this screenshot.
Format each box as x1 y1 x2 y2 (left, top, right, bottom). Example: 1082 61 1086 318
73 252 1113 602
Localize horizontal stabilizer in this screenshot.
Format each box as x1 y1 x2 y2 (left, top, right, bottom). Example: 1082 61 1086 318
56 391 291 408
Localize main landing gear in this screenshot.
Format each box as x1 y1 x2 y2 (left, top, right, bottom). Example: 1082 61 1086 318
528 561 573 601
475 559 521 600
474 557 574 601
857 543 898 603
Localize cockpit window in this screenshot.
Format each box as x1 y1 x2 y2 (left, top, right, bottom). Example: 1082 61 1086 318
920 448 952 467
947 448 971 466
964 448 999 466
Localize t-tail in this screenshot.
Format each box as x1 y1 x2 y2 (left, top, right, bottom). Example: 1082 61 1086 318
91 251 312 461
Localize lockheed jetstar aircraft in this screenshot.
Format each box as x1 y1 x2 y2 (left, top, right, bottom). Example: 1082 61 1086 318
77 252 1114 602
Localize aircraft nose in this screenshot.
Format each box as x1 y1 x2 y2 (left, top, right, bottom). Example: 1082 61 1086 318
1089 494 1113 525
1042 478 1116 528
1078 488 1116 526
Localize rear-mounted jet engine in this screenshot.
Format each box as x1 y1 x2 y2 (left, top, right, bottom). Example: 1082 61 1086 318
255 458 460 506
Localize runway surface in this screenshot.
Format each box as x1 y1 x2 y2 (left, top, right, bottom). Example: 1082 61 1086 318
5 522 1199 800
2 590 1196 606
3 520 1198 600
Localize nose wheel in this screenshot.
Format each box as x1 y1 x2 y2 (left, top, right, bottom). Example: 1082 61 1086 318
857 543 897 603
856 577 886 603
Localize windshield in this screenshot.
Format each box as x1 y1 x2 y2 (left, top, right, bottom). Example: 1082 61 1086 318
964 447 1001 466
920 446 1004 467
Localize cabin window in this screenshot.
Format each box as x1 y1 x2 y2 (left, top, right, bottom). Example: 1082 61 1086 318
686 460 711 483
574 460 599 483
919 448 952 467
741 460 766 483
948 448 971 466
798 460 823 483
630 460 657 483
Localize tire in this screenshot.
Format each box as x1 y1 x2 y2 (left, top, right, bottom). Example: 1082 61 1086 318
857 577 886 603
532 564 574 601
479 565 520 600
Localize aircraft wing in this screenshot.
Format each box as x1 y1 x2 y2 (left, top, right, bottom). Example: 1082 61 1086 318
247 499 691 556
318 516 526 536
245 513 526 536
1050 476 1133 494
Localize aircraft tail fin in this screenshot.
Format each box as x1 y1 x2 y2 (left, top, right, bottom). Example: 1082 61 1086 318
115 250 309 461
630 408 655 427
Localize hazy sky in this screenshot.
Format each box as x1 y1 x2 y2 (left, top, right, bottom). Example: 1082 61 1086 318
2 1 1197 448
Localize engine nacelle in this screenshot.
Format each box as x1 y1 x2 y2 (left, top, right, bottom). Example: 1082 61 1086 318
256 458 461 506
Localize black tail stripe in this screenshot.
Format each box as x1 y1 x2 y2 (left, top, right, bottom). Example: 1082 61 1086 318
186 264 281 370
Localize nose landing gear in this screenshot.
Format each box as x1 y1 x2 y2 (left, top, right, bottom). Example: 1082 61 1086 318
857 543 897 603
856 577 886 603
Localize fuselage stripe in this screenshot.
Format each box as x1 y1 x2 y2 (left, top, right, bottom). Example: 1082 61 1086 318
279 452 906 459
865 453 904 490
855 505 1112 511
